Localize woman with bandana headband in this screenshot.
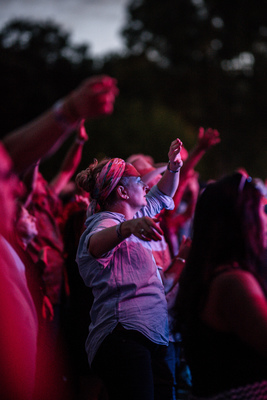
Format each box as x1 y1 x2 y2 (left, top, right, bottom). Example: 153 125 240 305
75 139 183 400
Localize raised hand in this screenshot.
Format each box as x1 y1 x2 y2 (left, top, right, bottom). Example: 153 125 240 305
168 138 183 171
65 75 119 121
197 127 221 150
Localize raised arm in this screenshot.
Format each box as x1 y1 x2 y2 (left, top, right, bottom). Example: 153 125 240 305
21 161 40 208
89 217 164 258
2 75 118 173
50 120 89 195
157 138 183 197
165 127 220 218
161 236 192 294
181 127 220 177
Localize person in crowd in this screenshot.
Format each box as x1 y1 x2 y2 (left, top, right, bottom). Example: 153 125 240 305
23 118 89 318
162 127 220 257
0 144 38 400
0 74 118 400
172 172 267 399
21 119 93 397
11 202 66 399
75 138 183 400
12 202 53 322
62 187 109 400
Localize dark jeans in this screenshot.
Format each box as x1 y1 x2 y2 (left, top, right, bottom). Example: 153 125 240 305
92 325 173 400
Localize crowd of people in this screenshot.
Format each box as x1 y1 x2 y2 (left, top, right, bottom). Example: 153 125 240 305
0 73 266 400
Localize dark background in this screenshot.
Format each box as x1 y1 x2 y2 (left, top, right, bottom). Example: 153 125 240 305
1 0 266 182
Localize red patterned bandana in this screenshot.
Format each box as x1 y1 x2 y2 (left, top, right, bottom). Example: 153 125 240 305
88 158 126 214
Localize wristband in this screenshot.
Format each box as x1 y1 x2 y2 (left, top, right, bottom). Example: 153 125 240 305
167 161 182 173
176 257 186 263
116 222 124 241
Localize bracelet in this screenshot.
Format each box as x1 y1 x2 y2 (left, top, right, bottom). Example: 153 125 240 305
116 222 124 241
176 257 186 263
52 100 80 133
167 161 182 173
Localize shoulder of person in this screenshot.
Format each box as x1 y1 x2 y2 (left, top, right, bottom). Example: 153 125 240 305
209 265 267 352
213 267 265 301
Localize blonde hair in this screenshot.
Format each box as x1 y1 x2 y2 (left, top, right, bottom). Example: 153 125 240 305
75 158 110 197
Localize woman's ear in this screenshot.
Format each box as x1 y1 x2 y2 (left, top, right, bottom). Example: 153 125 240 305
117 185 129 200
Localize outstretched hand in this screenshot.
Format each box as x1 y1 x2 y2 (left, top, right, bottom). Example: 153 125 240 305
66 75 119 120
130 216 164 242
197 127 221 150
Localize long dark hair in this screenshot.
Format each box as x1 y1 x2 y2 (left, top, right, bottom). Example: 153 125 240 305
172 172 265 333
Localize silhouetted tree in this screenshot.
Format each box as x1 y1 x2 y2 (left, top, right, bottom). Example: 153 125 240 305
121 0 267 178
0 19 94 135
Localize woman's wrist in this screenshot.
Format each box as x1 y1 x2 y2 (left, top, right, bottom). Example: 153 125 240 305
116 222 124 241
63 95 81 123
116 221 132 241
52 98 82 132
167 160 183 173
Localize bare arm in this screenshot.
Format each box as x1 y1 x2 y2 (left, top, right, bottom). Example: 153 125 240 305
205 270 267 356
165 173 199 227
3 75 118 173
157 138 183 197
21 161 40 207
166 127 220 218
161 236 191 294
89 217 164 258
50 120 89 195
182 127 220 177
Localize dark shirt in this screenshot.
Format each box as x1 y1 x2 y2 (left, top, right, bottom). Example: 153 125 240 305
184 318 267 397
27 177 65 304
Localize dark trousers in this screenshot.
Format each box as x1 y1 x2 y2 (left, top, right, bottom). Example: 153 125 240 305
92 325 173 400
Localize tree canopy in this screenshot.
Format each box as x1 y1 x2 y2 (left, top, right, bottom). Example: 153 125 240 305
121 0 267 178
0 6 266 181
0 19 94 135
